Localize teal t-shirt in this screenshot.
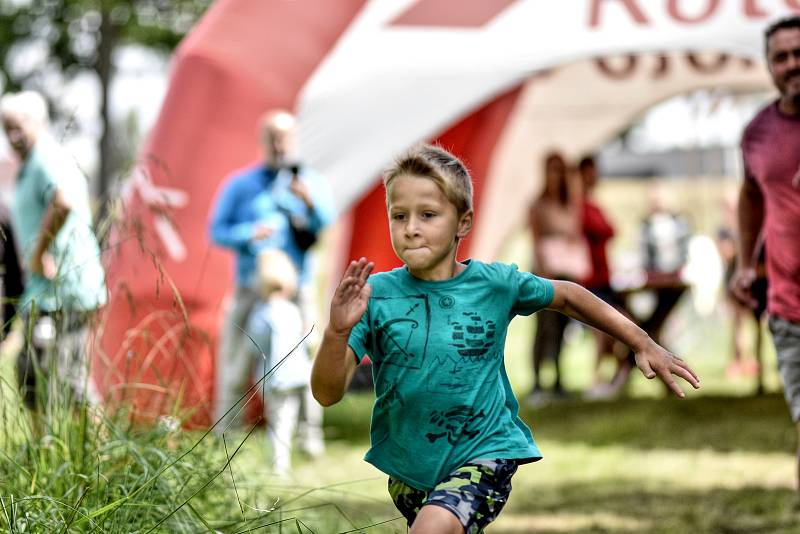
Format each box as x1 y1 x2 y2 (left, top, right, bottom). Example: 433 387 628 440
12 140 107 312
348 260 554 491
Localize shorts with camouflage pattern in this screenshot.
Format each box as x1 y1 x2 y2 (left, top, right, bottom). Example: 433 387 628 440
388 458 518 533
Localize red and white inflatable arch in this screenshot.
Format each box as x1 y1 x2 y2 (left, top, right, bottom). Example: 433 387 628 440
95 0 793 425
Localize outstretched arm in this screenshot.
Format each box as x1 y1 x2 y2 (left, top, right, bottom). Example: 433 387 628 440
311 258 374 406
548 280 700 397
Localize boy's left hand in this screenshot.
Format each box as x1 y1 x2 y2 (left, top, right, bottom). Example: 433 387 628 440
634 342 700 398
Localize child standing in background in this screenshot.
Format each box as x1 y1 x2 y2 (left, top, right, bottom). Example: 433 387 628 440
311 145 699 533
247 249 314 476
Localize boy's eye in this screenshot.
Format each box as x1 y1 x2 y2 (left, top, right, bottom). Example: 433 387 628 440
392 213 406 221
422 212 436 219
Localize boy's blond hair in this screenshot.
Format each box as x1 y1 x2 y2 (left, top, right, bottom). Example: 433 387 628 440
383 144 473 216
257 249 298 299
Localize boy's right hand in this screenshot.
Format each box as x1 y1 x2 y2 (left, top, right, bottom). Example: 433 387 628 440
329 258 374 335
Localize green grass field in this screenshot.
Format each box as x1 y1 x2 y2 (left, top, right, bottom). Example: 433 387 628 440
137 301 795 533
307 391 799 533
277 304 798 533
1 281 797 532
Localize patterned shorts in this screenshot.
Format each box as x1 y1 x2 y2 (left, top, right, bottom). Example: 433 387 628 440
770 316 800 422
388 459 518 534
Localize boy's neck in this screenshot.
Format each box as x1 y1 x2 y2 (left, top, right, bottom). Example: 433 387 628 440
408 259 466 281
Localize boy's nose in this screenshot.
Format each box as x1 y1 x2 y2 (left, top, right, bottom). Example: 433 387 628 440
405 216 420 236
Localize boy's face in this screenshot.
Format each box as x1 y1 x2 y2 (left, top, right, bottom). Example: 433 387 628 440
387 174 472 281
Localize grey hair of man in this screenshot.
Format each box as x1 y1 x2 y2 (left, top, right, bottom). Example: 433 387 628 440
0 91 49 131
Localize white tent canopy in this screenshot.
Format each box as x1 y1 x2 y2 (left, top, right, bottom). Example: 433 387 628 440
297 0 787 211
473 50 772 259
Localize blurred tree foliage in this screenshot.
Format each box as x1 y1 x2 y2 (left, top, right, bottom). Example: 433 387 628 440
0 0 212 202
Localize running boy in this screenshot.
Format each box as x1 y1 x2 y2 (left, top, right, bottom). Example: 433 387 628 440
311 145 700 534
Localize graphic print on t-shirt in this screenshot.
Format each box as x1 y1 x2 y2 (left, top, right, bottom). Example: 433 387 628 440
438 294 455 309
372 295 430 369
376 378 405 409
427 311 501 394
425 405 486 445
450 311 496 358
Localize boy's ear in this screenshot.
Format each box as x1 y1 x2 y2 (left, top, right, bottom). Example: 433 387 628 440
457 210 474 239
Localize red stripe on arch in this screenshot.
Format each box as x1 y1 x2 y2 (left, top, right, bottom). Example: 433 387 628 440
390 0 519 28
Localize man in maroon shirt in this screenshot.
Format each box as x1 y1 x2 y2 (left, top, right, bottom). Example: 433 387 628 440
733 15 800 494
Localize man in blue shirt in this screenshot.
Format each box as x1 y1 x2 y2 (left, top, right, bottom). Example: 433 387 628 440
209 110 334 443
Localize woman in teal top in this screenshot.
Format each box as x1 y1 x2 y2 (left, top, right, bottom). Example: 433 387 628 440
312 145 700 534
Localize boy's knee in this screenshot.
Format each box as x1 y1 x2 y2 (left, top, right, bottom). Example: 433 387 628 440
409 505 464 534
